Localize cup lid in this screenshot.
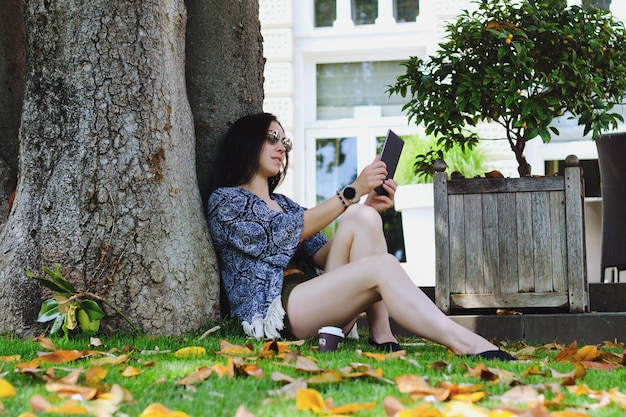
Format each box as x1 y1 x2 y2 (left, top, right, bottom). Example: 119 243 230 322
318 326 344 338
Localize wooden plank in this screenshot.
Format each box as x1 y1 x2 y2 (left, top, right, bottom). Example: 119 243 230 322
564 165 588 312
497 193 518 295
550 191 568 292
447 176 565 195
532 192 553 292
449 195 466 294
464 194 483 294
516 192 534 292
450 292 569 309
433 171 451 313
481 194 498 294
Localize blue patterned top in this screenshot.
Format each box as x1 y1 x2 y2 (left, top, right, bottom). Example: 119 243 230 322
207 187 327 339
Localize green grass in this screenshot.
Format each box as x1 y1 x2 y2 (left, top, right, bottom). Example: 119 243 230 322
0 325 625 417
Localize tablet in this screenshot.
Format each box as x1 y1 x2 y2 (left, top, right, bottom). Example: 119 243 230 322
374 129 404 195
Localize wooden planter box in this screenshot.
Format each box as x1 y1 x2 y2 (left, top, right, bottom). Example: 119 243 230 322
433 155 589 313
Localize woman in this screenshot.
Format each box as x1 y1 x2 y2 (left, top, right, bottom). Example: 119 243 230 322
207 112 513 360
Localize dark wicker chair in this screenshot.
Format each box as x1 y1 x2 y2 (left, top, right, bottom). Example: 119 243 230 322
596 132 626 282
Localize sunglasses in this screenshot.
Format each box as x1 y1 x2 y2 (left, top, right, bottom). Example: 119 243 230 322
267 130 293 153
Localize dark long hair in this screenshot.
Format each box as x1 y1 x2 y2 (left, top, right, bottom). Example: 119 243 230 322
211 112 289 194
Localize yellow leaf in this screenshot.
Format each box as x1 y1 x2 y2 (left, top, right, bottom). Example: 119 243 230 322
451 391 486 403
296 388 325 413
573 345 601 362
121 366 142 377
139 403 190 417
550 412 592 417
0 378 16 398
0 355 20 362
90 353 129 366
444 400 490 417
488 410 519 417
174 346 206 358
17 413 39 417
86 366 108 385
48 400 90 414
217 340 252 355
306 370 344 384
330 401 377 414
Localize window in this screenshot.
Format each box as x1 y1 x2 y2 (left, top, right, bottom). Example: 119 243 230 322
316 61 406 119
394 0 419 22
315 136 358 237
352 0 377 25
315 0 336 27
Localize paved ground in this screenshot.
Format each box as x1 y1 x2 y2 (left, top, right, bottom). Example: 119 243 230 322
385 283 626 345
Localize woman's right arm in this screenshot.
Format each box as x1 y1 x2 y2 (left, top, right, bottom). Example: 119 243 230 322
300 158 387 242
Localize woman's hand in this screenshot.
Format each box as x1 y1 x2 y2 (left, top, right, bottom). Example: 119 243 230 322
352 157 388 198
364 179 397 212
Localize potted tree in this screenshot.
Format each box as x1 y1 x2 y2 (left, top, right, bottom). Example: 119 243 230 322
388 0 626 313
389 0 626 178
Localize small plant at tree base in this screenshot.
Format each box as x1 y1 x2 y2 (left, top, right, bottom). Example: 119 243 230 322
26 264 136 339
389 0 626 177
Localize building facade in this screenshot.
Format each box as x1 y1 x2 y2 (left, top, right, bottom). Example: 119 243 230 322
259 0 626 283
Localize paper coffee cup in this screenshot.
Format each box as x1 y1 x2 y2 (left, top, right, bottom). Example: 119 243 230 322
318 326 345 352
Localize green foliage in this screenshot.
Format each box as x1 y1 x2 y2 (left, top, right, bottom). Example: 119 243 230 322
26 264 136 339
388 0 626 176
395 133 489 184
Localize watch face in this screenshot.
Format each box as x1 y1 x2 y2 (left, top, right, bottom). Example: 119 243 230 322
343 186 356 200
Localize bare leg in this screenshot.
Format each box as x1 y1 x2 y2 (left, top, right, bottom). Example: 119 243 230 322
287 253 499 355
320 204 397 344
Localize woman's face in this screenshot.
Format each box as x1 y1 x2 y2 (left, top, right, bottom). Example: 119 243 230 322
258 121 291 178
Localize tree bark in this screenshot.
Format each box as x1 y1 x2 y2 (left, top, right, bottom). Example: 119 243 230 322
0 0 220 336
0 0 24 225
185 0 265 208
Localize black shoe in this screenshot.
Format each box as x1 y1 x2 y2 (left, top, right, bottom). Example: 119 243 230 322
466 349 516 361
368 339 407 356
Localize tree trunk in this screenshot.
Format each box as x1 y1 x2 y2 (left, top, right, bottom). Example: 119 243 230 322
185 0 265 208
0 0 24 225
0 0 220 336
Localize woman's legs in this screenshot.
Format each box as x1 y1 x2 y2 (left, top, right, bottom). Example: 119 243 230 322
319 204 398 344
286 253 499 355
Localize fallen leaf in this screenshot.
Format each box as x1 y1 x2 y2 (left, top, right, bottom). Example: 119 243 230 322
175 366 214 386
233 405 254 417
554 341 578 362
90 353 130 366
33 335 57 351
295 356 321 373
45 382 98 400
268 378 307 398
0 355 21 362
0 378 16 398
29 394 52 412
174 346 206 358
499 385 543 405
271 371 296 384
306 370 344 384
296 388 325 413
121 366 142 377
139 402 190 417
217 340 252 355
37 349 83 364
86 366 108 386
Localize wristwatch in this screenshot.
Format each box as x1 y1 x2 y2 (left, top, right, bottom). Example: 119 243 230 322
341 185 360 204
